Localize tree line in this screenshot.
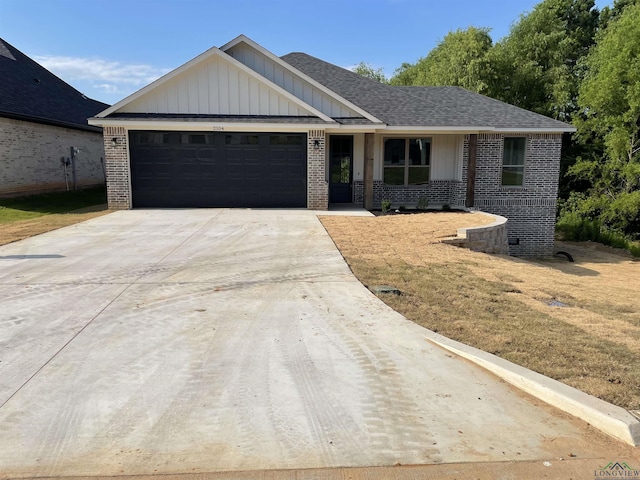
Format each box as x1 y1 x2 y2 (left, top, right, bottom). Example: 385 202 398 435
355 0 640 247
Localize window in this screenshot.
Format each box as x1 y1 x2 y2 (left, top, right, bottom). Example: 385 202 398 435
162 133 182 144
226 134 259 145
383 138 430 185
188 134 207 144
270 135 303 145
502 137 526 186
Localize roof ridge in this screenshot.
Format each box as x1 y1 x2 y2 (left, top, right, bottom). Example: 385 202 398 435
281 51 391 90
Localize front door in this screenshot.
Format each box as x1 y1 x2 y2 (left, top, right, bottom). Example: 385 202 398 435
329 135 353 203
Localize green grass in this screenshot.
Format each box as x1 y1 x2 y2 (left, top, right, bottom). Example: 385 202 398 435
0 186 107 224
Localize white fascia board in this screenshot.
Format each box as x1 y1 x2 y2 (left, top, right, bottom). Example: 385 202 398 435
96 44 336 124
324 126 380 133
380 126 493 133
88 118 330 132
221 34 384 125
493 126 576 133
380 126 575 134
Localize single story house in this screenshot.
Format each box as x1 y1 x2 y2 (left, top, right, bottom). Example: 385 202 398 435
0 38 108 196
89 35 575 257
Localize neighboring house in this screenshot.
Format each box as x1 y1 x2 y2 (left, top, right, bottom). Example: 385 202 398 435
89 35 575 257
0 38 108 196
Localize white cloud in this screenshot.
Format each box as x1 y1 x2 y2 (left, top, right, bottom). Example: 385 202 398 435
32 55 172 97
91 83 130 95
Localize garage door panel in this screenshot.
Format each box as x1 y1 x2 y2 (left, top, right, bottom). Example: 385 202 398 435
129 131 307 208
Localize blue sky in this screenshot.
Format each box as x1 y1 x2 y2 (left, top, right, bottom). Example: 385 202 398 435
1 0 612 105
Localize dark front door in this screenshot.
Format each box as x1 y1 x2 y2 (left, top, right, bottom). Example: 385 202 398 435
329 135 353 203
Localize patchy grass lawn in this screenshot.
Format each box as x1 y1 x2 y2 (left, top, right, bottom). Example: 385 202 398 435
0 187 109 245
320 212 640 411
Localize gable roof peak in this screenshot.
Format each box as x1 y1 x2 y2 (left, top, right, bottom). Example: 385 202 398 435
222 40 382 124
93 40 335 122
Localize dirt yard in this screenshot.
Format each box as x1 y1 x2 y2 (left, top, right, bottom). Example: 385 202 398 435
320 211 640 412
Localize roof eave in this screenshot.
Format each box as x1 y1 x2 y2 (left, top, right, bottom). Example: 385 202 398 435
2 111 102 133
88 117 335 131
492 126 576 133
381 125 575 134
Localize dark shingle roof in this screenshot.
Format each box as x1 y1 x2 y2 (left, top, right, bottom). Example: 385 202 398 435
281 52 573 131
0 38 108 132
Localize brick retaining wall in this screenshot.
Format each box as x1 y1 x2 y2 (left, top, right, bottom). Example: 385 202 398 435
441 212 509 255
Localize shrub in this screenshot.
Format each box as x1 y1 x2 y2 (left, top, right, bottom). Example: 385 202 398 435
556 212 640 257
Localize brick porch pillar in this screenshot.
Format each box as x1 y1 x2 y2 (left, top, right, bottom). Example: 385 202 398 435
102 126 131 210
307 129 328 210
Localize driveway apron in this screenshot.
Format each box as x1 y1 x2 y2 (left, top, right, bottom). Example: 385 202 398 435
0 209 621 476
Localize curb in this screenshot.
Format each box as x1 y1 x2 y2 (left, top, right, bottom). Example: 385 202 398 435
423 330 640 447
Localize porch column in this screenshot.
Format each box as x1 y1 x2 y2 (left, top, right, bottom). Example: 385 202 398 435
363 133 374 210
466 134 477 208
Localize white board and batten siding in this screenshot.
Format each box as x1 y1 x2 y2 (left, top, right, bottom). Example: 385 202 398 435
118 55 314 117
430 135 463 181
227 43 360 119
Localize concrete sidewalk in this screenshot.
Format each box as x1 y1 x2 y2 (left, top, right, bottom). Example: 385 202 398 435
0 209 635 477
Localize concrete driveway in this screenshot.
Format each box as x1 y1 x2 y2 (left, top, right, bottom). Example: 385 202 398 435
0 209 626 477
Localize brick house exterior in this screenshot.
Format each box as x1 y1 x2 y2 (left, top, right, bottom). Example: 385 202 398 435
90 35 574 257
0 38 108 196
465 133 562 257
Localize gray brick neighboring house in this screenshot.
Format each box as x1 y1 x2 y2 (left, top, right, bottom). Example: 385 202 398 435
89 34 575 257
0 38 108 196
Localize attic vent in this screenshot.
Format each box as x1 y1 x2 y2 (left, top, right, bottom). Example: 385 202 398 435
34 78 41 85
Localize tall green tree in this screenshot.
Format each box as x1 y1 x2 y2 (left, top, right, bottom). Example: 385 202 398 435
352 62 388 84
565 3 640 237
487 0 599 121
599 0 638 27
389 27 493 93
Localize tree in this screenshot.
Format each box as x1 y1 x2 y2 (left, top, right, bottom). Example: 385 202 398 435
599 0 638 27
566 3 640 237
352 62 388 83
389 27 493 93
390 62 420 87
487 0 599 121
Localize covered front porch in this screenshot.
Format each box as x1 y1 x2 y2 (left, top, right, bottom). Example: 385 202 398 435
325 131 478 210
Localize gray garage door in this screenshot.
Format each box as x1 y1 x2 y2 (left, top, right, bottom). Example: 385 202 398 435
129 131 307 208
